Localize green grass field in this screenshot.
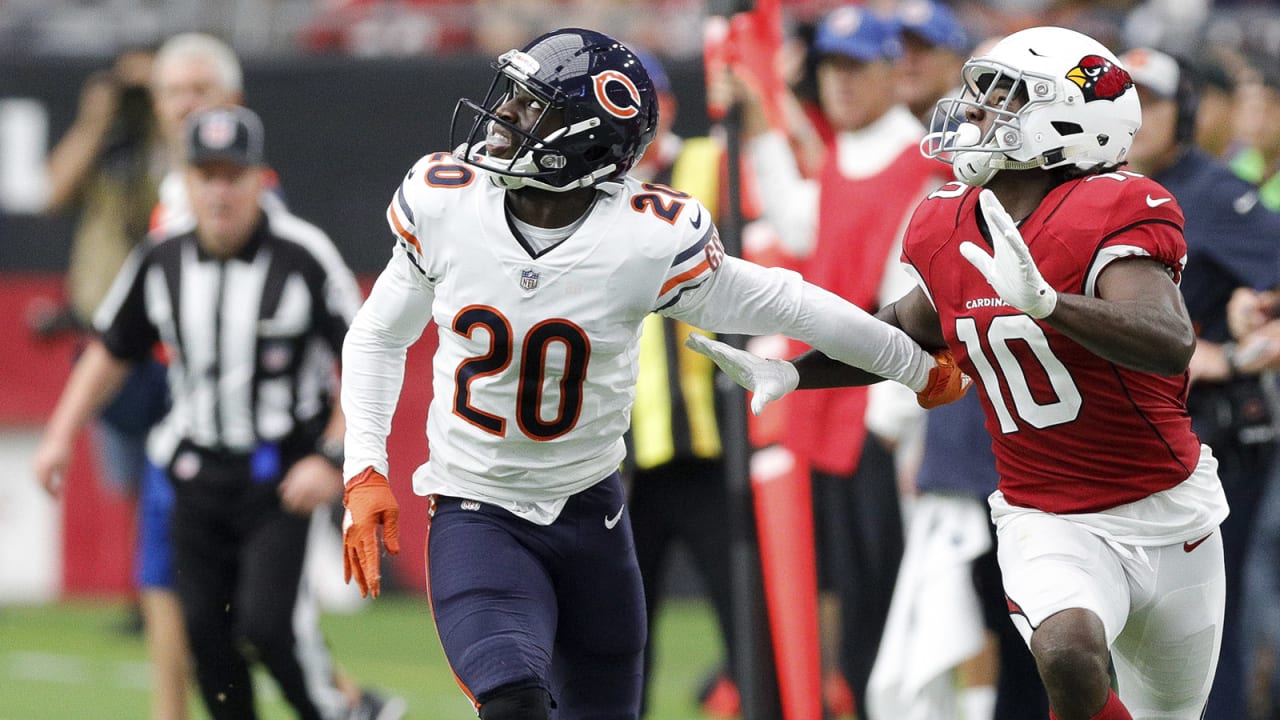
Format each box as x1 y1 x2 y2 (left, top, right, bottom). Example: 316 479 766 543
0 595 723 719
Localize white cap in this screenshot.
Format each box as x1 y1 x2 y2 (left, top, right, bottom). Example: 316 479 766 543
1119 47 1179 99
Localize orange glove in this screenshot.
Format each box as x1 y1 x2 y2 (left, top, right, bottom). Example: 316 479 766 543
917 350 973 409
342 467 400 598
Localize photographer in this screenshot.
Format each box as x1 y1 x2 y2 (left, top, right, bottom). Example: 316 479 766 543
46 47 164 331
42 46 169 551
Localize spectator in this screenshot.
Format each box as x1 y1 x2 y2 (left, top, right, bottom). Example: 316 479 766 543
729 6 950 714
1123 45 1280 720
1230 62 1280 211
1191 57 1241 160
893 0 971 125
46 47 162 332
33 105 402 720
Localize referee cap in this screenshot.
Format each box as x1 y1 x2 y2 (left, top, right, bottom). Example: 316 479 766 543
185 106 265 166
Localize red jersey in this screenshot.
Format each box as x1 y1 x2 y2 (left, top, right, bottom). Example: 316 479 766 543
902 171 1201 513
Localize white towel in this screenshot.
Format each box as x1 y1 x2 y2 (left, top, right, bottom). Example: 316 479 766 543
867 493 993 720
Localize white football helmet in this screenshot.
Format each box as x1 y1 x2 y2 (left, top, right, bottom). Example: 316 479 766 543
921 26 1141 186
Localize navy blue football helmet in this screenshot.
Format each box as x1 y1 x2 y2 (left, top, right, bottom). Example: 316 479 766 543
451 28 659 192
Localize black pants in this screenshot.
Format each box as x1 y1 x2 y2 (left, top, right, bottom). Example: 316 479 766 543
814 437 903 720
629 457 736 715
170 449 332 720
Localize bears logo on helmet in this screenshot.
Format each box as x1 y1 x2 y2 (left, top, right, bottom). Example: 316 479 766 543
1066 55 1133 102
593 70 643 119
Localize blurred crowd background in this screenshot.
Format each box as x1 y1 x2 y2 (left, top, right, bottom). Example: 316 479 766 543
0 0 1275 60
2 0 1280 275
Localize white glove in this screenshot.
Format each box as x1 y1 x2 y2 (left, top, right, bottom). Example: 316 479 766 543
685 333 799 415
959 189 1058 319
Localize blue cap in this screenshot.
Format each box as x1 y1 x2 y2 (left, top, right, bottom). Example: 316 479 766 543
814 6 902 63
896 0 968 54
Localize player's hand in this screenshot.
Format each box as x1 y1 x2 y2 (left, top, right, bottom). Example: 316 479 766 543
917 350 972 408
960 190 1058 319
342 467 400 598
685 333 798 415
279 455 342 515
1227 287 1279 340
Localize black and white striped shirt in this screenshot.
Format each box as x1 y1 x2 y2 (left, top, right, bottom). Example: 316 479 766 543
95 209 362 459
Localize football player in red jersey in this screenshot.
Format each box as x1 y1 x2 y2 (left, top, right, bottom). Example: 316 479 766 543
689 26 1227 720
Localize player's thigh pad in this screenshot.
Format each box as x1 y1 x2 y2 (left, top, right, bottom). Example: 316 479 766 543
428 499 558 701
1110 531 1225 716
544 472 646 718
996 509 1132 645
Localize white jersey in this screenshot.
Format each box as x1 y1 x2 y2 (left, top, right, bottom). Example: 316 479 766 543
342 151 936 524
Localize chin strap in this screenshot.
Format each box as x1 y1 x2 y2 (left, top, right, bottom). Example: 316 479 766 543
455 142 621 193
952 142 1100 187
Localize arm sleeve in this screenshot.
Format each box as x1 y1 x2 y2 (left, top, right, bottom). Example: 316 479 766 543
340 247 435 482
296 224 364 356
93 244 159 362
312 242 363 356
663 255 933 391
748 131 820 257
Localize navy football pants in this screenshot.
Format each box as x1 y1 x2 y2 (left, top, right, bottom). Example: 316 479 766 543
427 472 646 719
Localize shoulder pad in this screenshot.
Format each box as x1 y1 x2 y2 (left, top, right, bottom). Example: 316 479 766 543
386 151 481 258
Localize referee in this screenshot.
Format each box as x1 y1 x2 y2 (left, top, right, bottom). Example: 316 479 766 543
34 106 382 720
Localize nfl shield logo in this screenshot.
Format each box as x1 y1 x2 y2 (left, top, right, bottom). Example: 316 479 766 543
199 111 238 149
520 268 540 290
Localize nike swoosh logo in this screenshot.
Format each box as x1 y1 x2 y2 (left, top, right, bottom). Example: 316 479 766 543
689 205 703 229
1146 194 1173 208
1183 533 1212 553
605 504 625 530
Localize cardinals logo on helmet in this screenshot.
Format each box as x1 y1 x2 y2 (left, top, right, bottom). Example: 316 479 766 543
1065 55 1133 102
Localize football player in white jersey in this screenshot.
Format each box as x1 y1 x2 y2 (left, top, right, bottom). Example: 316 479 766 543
338 28 967 720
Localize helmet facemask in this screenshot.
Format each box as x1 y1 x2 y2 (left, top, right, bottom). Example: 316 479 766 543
453 50 610 192
922 60 1063 186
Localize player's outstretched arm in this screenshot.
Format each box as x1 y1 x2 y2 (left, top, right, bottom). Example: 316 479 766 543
670 256 938 391
685 333 798 414
687 335 969 412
